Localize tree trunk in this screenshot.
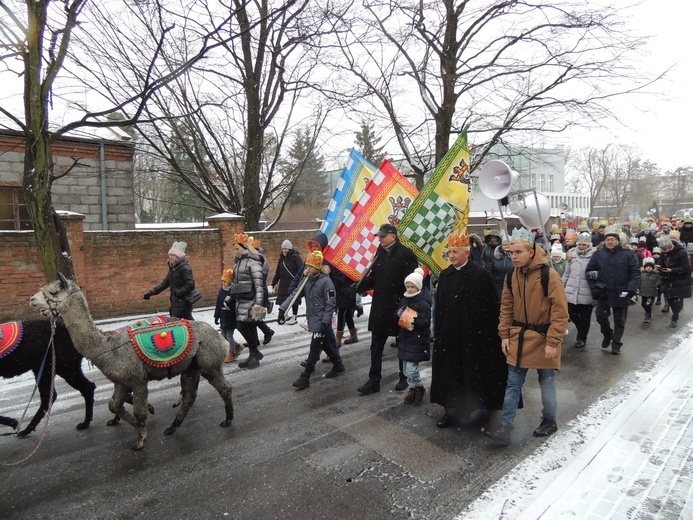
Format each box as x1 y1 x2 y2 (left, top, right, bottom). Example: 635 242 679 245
22 0 75 282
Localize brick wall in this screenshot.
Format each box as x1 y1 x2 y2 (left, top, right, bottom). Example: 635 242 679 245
1 213 318 321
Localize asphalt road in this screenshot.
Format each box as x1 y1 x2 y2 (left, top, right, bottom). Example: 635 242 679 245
0 302 686 520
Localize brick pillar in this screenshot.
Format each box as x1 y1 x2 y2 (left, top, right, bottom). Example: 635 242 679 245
207 212 245 271
59 211 86 283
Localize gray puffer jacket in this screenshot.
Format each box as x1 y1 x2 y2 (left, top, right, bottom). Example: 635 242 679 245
232 250 265 322
562 246 595 306
281 267 336 332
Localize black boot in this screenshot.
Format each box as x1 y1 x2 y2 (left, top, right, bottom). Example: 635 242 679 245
324 358 345 379
292 371 310 390
239 348 261 369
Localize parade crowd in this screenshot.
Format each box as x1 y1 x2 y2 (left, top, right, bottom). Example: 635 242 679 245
152 214 692 445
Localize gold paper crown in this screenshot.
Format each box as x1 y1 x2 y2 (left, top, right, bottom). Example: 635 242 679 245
234 232 249 244
670 229 680 238
305 249 324 270
221 269 233 283
447 234 470 247
511 227 535 244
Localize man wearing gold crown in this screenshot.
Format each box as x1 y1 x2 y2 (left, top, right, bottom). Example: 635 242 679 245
430 232 508 429
485 227 569 444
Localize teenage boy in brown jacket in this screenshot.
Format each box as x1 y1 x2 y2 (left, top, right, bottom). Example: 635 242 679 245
485 227 569 445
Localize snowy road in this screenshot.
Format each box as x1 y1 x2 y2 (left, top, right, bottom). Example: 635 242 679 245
1 301 689 519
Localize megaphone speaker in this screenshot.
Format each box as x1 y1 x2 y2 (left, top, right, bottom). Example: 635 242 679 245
478 160 519 200
514 192 551 229
558 202 570 213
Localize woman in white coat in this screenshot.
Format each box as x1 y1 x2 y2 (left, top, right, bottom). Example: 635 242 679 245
562 232 596 348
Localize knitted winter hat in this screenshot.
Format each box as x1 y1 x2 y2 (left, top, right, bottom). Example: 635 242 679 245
168 241 187 259
643 257 655 268
281 239 292 249
404 267 424 290
221 269 233 284
550 244 565 260
305 250 324 270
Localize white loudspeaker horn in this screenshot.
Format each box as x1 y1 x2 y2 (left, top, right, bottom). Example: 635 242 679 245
478 160 519 200
558 202 570 213
514 192 551 229
564 210 575 222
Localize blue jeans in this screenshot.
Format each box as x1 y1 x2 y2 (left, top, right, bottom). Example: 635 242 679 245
402 361 423 388
221 327 237 352
501 366 557 428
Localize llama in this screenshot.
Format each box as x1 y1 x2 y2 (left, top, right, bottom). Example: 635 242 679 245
30 275 234 450
0 320 95 436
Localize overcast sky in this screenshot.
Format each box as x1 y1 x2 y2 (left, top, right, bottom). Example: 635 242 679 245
565 0 692 172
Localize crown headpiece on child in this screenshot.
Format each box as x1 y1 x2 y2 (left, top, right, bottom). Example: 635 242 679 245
510 227 535 244
670 230 680 239
234 232 249 244
305 249 324 270
447 233 469 247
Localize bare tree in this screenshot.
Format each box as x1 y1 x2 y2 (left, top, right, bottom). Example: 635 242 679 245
0 0 235 279
322 0 664 188
568 144 655 218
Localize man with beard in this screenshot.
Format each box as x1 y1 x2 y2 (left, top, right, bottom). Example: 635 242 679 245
430 232 508 429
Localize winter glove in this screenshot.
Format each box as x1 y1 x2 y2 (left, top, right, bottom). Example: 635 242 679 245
586 271 598 280
320 322 330 334
214 317 220 325
277 309 286 325
626 291 637 299
143 292 151 300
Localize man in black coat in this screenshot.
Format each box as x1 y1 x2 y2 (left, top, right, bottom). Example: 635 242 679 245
431 233 508 428
357 224 418 395
585 230 640 354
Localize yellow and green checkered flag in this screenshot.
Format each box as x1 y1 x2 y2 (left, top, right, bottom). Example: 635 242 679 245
398 129 472 276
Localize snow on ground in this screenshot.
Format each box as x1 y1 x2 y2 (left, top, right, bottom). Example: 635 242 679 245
459 321 693 519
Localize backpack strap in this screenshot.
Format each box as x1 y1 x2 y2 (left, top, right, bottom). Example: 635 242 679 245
505 264 550 297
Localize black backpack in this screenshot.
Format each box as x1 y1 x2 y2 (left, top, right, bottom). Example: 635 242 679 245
505 264 551 297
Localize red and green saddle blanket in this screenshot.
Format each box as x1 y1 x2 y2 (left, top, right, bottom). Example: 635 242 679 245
110 315 170 335
0 321 23 359
128 320 194 368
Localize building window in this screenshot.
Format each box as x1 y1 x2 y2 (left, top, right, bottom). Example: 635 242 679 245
0 186 31 230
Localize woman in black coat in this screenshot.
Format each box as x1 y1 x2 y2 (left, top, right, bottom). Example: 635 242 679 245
659 240 691 327
144 242 196 319
271 241 303 316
